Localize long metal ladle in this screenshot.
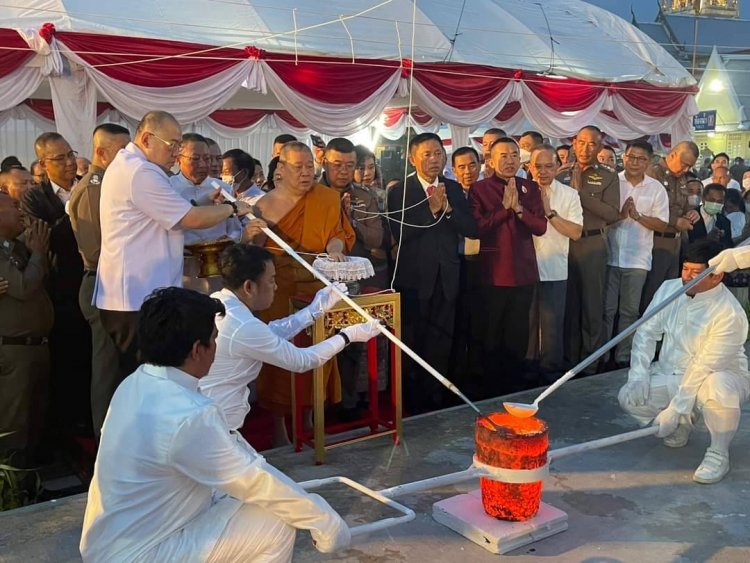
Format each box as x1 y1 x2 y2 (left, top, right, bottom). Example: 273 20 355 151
504 258 725 418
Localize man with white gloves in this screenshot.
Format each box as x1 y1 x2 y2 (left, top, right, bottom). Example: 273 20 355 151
199 243 382 435
81 287 353 562
708 245 750 273
618 240 750 484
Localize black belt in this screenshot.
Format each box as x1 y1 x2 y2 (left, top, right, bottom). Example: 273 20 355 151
0 336 48 346
83 269 97 276
654 232 678 239
580 228 604 238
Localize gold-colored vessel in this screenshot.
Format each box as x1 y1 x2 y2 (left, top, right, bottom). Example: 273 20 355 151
184 238 234 277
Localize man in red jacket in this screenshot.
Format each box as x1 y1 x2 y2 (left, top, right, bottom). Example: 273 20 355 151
469 137 547 393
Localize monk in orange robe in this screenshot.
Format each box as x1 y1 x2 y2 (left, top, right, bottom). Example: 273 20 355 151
254 142 355 446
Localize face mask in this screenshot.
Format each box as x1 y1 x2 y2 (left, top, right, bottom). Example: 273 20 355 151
222 170 245 186
687 194 701 207
703 201 724 215
743 178 750 190
519 148 531 164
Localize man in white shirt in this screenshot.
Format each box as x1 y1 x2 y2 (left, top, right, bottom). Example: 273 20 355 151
528 146 583 377
604 140 669 366
81 287 351 562
222 148 265 205
95 111 253 394
200 244 382 435
702 153 741 191
619 240 750 484
170 133 242 245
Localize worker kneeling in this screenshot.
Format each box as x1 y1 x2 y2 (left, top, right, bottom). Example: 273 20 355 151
80 287 354 562
618 240 750 484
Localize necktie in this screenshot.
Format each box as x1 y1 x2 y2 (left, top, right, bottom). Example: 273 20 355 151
426 185 435 197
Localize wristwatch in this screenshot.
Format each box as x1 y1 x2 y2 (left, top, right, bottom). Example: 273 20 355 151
545 210 558 220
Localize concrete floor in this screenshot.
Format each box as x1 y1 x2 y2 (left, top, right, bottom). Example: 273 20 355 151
2 369 750 562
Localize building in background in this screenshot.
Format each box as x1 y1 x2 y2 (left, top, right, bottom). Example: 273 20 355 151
635 1 750 158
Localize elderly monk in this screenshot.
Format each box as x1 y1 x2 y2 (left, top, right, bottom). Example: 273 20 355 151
254 142 355 446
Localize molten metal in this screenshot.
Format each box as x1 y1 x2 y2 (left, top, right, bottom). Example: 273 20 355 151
475 413 548 521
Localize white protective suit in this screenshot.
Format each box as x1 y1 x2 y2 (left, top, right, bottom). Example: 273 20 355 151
200 285 353 431
80 364 350 563
709 245 750 273
619 278 750 480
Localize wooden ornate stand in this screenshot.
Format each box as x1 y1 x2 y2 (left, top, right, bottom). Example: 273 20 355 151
290 292 402 464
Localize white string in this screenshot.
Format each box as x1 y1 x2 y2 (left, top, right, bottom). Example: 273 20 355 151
292 8 298 65
389 0 418 292
339 15 355 64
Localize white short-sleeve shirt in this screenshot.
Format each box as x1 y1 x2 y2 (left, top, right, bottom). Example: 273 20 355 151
170 174 242 244
703 176 741 191
94 143 192 311
607 171 670 271
532 179 583 282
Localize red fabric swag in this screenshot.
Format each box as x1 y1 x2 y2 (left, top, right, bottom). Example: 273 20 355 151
382 107 434 127
209 108 306 129
414 63 514 110
24 98 114 119
57 31 246 87
264 54 400 104
0 29 35 77
495 101 521 121
525 77 601 112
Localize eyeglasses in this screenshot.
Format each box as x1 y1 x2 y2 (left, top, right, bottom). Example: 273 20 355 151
326 161 356 172
44 150 78 163
624 154 649 164
179 154 211 164
280 161 315 174
150 132 181 152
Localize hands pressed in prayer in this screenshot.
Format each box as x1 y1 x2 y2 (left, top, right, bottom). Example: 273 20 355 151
502 177 518 210
620 196 635 220
341 192 352 217
25 219 50 254
428 183 447 215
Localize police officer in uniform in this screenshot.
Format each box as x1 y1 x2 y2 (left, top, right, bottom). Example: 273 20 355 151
557 126 620 368
641 141 700 312
321 137 384 419
68 123 131 436
0 194 53 462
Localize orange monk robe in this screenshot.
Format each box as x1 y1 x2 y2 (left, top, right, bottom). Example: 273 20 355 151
257 184 356 415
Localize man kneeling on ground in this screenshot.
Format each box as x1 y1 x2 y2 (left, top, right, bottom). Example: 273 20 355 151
80 287 350 562
618 240 749 484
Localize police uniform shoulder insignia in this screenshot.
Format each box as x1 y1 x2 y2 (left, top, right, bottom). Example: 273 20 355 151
90 174 101 185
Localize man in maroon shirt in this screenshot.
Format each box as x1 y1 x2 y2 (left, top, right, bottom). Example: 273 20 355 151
469 137 547 392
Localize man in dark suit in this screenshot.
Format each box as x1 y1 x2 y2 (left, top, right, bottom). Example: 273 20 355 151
21 132 92 437
469 137 547 393
387 133 477 412
688 183 734 249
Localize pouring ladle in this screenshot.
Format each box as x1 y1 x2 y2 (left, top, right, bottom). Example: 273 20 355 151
504 260 723 418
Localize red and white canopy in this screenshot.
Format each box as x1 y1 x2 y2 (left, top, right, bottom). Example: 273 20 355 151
0 0 697 157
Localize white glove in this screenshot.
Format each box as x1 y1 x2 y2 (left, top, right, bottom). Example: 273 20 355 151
708 248 741 274
309 282 348 319
653 405 681 438
308 493 351 553
342 320 383 343
618 380 650 407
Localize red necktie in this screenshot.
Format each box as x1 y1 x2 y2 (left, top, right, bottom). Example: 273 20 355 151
426 185 435 197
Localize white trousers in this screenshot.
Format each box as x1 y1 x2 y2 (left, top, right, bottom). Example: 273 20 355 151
136 495 295 563
619 370 750 425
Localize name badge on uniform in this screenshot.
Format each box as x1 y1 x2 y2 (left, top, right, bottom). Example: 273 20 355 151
521 185 527 194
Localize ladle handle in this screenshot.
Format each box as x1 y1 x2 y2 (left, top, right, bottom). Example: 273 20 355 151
566 264 717 379
533 368 578 405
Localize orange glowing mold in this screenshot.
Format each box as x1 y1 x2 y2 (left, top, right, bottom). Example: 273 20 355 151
475 412 549 522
